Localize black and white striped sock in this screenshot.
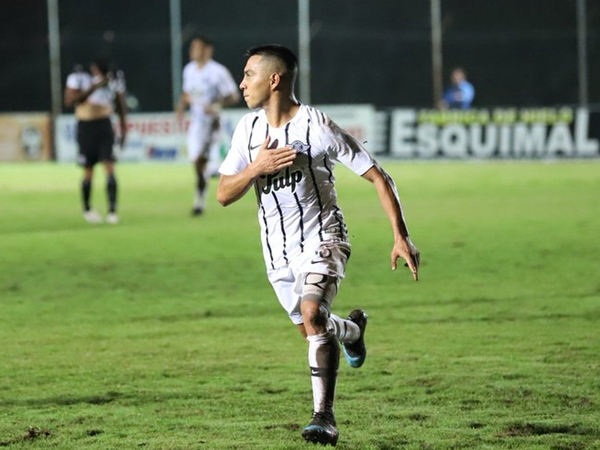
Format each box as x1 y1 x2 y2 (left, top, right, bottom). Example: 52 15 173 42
328 313 360 344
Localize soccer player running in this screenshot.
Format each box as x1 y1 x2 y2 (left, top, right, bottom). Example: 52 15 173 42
64 59 127 224
176 36 240 216
217 45 420 446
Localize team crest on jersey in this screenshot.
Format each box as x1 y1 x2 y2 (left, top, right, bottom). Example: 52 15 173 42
261 167 303 195
290 140 310 153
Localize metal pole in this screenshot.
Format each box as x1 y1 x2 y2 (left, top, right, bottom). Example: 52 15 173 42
298 0 311 103
430 0 443 108
170 0 182 109
576 0 588 107
47 0 62 121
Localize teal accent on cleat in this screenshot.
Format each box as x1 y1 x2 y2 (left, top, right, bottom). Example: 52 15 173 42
302 411 339 446
342 309 368 368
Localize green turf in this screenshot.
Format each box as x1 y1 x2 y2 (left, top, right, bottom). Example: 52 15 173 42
1 161 599 449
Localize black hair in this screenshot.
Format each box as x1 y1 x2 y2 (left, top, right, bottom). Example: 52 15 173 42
190 35 213 47
91 58 111 75
246 44 298 83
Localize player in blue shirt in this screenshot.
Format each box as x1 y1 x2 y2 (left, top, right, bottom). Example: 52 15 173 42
441 67 475 110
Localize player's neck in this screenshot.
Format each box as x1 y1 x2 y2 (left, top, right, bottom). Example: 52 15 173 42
194 58 209 68
264 95 300 129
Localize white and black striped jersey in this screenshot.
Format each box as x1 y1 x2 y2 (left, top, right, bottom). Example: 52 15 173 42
65 70 126 107
182 60 238 123
219 104 375 270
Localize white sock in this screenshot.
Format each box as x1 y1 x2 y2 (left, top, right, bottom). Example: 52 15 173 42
194 186 208 209
307 332 339 414
327 314 360 344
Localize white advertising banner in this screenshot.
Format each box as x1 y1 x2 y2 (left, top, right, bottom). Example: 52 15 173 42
390 108 600 158
318 104 377 151
56 110 246 167
55 105 377 164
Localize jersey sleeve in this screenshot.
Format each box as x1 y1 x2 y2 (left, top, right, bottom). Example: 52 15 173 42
321 117 375 176
182 64 192 94
216 66 239 99
65 73 84 90
218 116 252 176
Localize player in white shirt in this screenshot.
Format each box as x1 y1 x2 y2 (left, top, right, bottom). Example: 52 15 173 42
217 45 420 446
176 36 239 216
64 59 127 224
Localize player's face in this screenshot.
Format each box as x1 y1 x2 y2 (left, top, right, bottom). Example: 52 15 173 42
451 69 465 84
240 55 272 109
190 39 208 62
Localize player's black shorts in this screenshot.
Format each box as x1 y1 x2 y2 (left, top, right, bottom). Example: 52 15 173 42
77 118 115 168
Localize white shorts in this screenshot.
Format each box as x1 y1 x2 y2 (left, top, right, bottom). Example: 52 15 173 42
187 118 220 162
267 239 351 325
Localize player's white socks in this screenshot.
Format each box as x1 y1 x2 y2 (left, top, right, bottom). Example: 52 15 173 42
194 186 208 210
307 331 339 414
327 314 360 344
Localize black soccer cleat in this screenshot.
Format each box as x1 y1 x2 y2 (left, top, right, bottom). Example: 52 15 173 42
191 206 204 217
302 411 339 446
342 309 368 368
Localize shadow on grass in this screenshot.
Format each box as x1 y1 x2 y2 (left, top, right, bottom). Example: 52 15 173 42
129 310 216 323
0 389 202 408
398 310 599 325
126 308 270 324
0 391 124 408
498 422 600 438
389 285 600 311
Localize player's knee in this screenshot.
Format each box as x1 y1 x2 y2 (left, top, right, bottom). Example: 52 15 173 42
301 301 329 331
301 272 338 331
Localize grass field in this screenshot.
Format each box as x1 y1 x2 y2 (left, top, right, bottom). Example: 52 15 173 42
1 161 599 450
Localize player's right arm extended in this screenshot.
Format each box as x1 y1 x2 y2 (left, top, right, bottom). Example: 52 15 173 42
217 137 296 206
362 164 420 281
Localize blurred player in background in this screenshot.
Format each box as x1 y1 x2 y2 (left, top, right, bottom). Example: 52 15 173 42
64 59 127 224
176 36 239 217
217 45 420 446
440 67 475 110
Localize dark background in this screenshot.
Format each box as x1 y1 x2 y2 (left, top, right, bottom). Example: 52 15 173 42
1 0 599 112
